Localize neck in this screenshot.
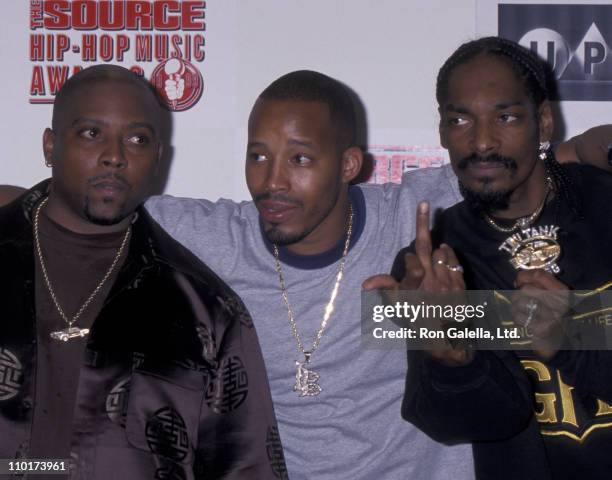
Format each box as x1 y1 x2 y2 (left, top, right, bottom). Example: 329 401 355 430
45 193 133 235
284 193 351 256
490 161 549 220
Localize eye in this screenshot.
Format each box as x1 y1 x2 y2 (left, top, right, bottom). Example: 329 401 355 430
292 154 312 166
78 127 100 139
127 134 150 145
499 113 518 123
248 153 267 162
447 116 468 127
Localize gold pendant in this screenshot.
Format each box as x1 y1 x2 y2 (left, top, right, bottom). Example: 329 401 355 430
294 359 322 397
50 326 90 342
498 225 561 273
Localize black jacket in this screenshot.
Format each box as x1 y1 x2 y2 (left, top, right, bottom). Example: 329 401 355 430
0 181 287 479
393 165 612 480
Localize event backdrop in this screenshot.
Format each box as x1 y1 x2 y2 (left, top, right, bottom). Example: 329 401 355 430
1 1 609 200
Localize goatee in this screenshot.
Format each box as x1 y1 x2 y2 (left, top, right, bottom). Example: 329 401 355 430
459 182 512 214
457 152 518 214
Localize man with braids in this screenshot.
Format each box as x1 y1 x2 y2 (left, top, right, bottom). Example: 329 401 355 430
391 37 612 479
0 64 284 479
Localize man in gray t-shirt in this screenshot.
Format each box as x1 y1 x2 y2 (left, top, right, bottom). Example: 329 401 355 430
146 71 473 479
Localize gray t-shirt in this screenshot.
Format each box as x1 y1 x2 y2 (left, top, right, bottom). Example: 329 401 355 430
145 165 475 480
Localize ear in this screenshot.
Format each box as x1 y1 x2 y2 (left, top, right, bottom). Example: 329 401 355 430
438 107 448 149
538 101 554 143
42 128 55 167
341 146 363 183
155 141 164 172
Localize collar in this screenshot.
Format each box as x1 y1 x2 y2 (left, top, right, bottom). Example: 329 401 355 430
0 178 157 278
0 179 49 248
261 186 366 270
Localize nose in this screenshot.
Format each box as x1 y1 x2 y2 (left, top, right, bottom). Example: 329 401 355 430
99 138 127 169
471 120 499 155
264 158 289 193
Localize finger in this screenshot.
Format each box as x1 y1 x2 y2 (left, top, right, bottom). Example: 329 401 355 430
362 274 398 291
516 280 569 322
531 270 567 290
515 271 548 289
441 244 466 290
414 201 433 273
515 270 567 290
514 271 534 289
421 248 450 292
400 253 426 290
511 289 537 314
431 248 451 291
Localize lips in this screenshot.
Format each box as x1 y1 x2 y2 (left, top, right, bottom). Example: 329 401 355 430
91 180 127 197
466 162 506 177
257 200 299 223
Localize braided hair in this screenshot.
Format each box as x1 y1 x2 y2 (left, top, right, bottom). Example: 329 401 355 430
438 37 581 217
436 36 547 109
544 150 582 219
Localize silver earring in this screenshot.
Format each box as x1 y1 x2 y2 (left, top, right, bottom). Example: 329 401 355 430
538 141 550 161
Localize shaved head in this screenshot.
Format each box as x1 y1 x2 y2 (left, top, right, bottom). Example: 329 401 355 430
52 65 163 132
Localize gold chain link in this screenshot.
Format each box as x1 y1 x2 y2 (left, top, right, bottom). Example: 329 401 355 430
273 203 353 360
485 177 553 233
33 197 131 328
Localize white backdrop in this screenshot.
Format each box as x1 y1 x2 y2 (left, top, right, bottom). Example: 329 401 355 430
1 1 609 200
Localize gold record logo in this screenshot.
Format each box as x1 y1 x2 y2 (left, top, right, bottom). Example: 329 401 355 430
499 225 562 273
510 236 561 270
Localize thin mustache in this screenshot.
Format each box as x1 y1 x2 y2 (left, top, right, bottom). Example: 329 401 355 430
88 173 130 187
254 193 302 207
457 153 517 170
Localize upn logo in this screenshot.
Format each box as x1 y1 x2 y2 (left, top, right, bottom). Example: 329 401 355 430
519 23 609 79
499 4 612 101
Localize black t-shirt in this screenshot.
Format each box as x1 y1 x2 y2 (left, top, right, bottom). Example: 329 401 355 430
31 209 127 469
393 164 612 479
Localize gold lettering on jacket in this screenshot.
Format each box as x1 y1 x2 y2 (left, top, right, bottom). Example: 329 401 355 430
520 359 612 442
522 360 557 423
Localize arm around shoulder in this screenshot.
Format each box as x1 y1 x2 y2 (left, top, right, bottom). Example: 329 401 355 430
556 125 612 173
0 185 26 206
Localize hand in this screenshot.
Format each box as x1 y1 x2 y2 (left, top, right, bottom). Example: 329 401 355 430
514 270 570 360
362 202 465 292
362 274 398 291
408 202 471 366
409 201 466 293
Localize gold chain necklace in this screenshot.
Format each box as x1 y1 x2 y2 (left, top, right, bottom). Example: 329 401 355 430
273 203 353 397
485 177 553 233
34 197 131 342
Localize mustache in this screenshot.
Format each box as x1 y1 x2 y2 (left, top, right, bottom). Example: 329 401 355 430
87 173 130 188
457 153 518 171
253 192 303 207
